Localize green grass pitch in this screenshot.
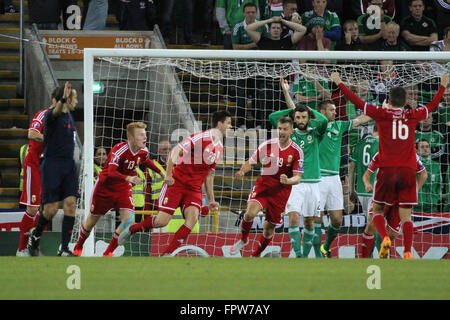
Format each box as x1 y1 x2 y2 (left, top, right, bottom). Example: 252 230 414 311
0 257 448 300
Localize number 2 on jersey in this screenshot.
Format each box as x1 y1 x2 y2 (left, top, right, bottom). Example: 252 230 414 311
392 119 408 140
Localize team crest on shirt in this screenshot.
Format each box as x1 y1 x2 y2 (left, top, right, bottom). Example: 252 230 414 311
287 155 293 166
164 197 168 205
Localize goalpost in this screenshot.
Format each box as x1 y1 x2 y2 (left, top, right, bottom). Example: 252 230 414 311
77 48 450 258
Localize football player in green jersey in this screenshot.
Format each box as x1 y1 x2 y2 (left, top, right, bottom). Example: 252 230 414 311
317 99 372 258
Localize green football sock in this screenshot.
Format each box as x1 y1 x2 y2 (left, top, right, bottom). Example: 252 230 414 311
369 231 382 258
313 222 323 258
302 228 315 258
288 226 302 257
323 223 340 252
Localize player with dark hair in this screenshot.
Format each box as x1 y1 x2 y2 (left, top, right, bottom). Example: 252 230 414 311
28 82 80 256
16 88 59 256
119 111 232 256
361 152 427 258
230 116 304 257
73 122 164 257
331 71 448 259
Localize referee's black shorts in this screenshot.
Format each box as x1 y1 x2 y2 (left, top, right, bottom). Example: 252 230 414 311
41 158 80 204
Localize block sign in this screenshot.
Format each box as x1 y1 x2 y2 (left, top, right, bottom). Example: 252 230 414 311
41 35 152 59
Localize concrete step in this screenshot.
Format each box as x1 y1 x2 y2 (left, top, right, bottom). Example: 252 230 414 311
0 83 18 99
0 128 27 139
0 158 19 174
0 202 19 209
0 55 19 70
0 143 22 158
0 114 29 129
1 172 19 187
0 98 25 113
0 187 19 196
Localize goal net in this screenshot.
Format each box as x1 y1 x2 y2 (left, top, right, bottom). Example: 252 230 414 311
75 49 450 259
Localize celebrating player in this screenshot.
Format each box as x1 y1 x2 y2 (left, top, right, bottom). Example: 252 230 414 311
16 89 59 256
269 78 328 258
73 122 164 256
331 71 448 259
230 116 304 257
361 153 427 258
119 111 232 256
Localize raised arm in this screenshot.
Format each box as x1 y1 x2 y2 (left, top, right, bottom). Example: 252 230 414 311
425 73 448 113
331 72 366 111
52 82 72 117
282 19 307 44
352 114 373 128
246 19 271 44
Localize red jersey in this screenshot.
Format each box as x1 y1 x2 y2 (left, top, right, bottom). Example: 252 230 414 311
24 107 51 166
97 141 161 192
250 138 304 191
368 153 425 173
173 130 224 190
338 82 445 170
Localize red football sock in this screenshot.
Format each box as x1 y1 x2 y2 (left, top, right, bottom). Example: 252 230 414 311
103 232 119 255
361 232 374 258
163 224 192 255
252 234 273 257
372 213 388 239
75 225 91 250
401 220 414 253
131 215 154 233
241 218 253 243
18 211 35 251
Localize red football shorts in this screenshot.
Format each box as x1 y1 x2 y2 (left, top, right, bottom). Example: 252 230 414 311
385 205 401 235
248 184 291 225
90 181 134 216
374 167 417 207
20 163 42 207
158 180 202 215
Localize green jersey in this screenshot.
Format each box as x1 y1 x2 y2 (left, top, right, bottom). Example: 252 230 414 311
415 156 442 213
357 13 392 50
217 0 260 33
349 135 379 196
415 129 445 160
319 120 353 176
292 75 330 111
269 108 328 183
301 9 341 50
232 19 269 45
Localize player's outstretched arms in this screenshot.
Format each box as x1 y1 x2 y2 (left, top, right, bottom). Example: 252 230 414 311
330 72 342 86
441 73 449 88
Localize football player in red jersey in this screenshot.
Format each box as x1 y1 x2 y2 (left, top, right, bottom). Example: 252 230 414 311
360 153 427 258
332 71 448 259
73 122 164 256
230 116 304 257
118 111 232 256
16 89 58 256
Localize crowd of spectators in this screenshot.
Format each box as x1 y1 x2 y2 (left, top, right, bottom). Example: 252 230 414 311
5 0 449 213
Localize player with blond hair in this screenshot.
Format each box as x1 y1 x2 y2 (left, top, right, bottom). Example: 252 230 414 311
73 121 164 256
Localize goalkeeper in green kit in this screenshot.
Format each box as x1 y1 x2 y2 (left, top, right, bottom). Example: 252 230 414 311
269 78 328 258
